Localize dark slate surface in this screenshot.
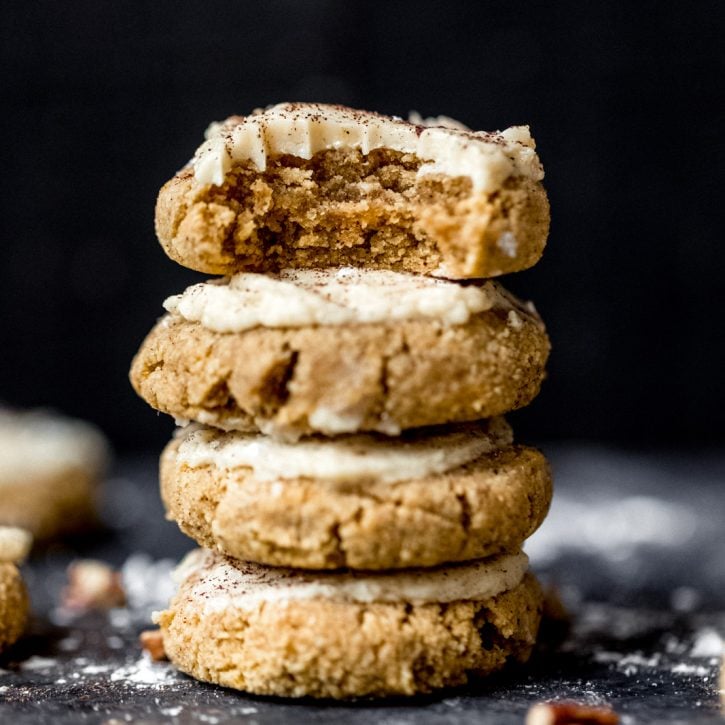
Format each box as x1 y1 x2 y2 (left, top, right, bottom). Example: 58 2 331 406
1 446 724 724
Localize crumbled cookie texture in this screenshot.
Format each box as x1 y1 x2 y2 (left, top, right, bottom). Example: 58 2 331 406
160 439 552 570
156 570 542 698
130 303 550 439
156 147 549 279
0 562 28 653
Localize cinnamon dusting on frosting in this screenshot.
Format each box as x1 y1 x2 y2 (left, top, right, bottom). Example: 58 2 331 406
192 102 543 191
163 267 540 333
173 418 512 484
170 549 529 608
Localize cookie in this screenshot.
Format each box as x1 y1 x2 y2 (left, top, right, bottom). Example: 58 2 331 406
130 269 550 438
0 408 110 539
160 419 552 569
155 103 549 279
0 526 31 652
155 549 543 698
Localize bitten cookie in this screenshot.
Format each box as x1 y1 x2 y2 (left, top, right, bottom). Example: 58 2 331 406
0 408 109 540
130 268 550 438
0 526 31 652
155 549 543 698
155 103 549 279
160 419 552 569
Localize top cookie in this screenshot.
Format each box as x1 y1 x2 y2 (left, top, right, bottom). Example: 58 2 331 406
156 103 549 279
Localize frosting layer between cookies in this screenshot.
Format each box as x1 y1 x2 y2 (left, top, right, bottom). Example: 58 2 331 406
0 409 108 485
163 268 502 332
192 102 544 191
174 419 512 484
171 549 529 608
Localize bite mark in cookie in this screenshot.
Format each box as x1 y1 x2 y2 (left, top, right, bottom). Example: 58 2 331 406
155 103 549 278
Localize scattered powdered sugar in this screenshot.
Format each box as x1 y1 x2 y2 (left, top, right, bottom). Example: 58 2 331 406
593 650 666 677
7 646 184 698
586 609 722 686
593 646 719 680
616 652 663 676
2 553 187 699
527 495 698 565
671 663 712 677
109 653 182 688
121 553 177 613
19 656 57 671
160 706 183 716
690 628 723 658
81 664 113 675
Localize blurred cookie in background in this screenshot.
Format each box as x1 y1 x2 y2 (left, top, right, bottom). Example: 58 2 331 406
0 526 31 652
0 408 110 541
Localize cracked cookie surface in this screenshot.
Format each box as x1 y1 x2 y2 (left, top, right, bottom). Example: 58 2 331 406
160 421 552 569
156 550 543 698
155 104 549 279
130 291 549 438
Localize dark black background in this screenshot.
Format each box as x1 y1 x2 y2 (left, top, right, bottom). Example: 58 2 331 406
1 1 723 452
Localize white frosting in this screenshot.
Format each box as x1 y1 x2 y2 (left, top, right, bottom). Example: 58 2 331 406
192 103 543 191
0 409 108 486
174 419 511 484
175 549 528 609
163 267 497 333
306 407 375 437
303 408 403 437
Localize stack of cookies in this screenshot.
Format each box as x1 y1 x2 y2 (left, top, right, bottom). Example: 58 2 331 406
131 103 553 698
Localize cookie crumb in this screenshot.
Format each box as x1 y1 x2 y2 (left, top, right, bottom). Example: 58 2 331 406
61 560 126 610
139 629 167 661
526 701 619 725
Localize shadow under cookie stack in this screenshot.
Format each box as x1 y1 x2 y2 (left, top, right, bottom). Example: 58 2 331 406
131 103 553 699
